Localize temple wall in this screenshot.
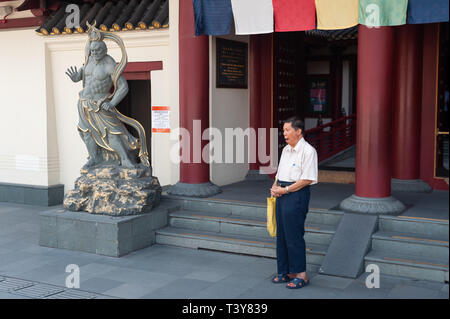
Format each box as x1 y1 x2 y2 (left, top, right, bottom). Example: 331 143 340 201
210 35 250 186
0 29 50 186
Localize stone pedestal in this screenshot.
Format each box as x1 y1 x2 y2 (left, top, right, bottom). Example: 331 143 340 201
63 164 161 216
39 204 170 257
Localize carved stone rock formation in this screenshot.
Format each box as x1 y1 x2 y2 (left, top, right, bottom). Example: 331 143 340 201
63 164 161 216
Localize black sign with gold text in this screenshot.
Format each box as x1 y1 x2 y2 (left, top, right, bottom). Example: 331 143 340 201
216 38 248 89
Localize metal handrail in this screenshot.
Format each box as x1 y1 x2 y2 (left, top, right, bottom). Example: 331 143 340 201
304 114 356 163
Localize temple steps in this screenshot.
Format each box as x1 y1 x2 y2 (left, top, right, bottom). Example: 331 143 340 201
365 216 449 282
155 196 343 272
155 195 449 283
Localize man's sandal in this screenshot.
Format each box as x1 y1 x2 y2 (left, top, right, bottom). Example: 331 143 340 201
286 278 309 289
272 274 290 283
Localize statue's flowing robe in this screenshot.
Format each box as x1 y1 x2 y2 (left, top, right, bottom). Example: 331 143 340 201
77 98 139 157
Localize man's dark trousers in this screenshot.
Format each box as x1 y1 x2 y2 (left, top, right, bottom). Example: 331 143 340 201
275 181 311 275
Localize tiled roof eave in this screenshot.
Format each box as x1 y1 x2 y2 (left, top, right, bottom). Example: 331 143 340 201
36 0 169 36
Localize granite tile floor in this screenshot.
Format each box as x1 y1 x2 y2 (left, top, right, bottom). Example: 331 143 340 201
0 202 448 299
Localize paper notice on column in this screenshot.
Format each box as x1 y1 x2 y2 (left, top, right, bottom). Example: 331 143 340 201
152 106 170 133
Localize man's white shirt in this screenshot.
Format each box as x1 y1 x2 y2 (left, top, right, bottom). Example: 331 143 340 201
275 137 318 184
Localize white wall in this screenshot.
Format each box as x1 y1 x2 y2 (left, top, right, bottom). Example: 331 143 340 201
0 29 51 186
210 35 250 186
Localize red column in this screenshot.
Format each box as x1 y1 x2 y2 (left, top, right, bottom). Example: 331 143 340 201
249 35 262 171
179 0 210 184
248 34 272 174
355 25 394 198
392 25 423 180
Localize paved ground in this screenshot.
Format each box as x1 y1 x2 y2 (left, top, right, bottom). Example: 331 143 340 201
0 201 448 299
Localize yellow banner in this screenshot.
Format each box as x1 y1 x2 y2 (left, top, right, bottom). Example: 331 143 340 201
315 0 359 30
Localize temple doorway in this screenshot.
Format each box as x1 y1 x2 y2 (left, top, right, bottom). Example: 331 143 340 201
116 80 152 164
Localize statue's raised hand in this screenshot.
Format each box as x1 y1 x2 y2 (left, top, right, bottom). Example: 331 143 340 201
66 66 81 82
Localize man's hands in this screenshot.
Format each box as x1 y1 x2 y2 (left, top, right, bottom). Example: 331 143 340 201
270 185 285 198
66 66 82 82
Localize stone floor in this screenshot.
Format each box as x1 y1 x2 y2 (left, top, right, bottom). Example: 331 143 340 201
0 200 448 299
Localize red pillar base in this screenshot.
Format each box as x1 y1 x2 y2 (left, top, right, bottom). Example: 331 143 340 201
340 194 405 215
168 182 222 198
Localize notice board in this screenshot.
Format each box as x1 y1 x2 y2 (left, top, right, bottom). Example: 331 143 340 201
216 38 248 89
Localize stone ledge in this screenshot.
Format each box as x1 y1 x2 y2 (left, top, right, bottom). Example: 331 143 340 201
0 182 64 206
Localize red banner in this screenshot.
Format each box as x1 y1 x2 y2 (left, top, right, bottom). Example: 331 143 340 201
273 0 316 32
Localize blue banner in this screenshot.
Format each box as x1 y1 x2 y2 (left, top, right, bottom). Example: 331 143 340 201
407 0 449 24
193 0 233 36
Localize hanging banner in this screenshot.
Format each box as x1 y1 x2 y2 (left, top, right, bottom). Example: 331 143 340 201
358 0 408 27
407 0 449 24
315 0 358 30
230 0 274 35
193 0 233 36
273 0 316 32
152 106 170 133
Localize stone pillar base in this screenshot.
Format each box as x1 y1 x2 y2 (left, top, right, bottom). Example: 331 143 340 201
339 194 406 215
167 182 222 198
391 178 432 193
245 169 273 181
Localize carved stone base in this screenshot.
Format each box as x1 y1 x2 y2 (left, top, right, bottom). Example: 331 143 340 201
63 164 161 216
391 178 432 193
339 194 406 216
167 182 222 198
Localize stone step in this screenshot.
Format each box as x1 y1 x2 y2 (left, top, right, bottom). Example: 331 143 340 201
364 250 449 283
371 231 449 261
318 170 355 184
155 226 328 266
162 196 343 226
168 209 336 245
378 215 449 239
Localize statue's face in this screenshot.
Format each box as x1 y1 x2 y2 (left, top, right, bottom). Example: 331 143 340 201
90 42 107 62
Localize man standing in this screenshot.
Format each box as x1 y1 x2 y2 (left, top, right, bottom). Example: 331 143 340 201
270 117 318 289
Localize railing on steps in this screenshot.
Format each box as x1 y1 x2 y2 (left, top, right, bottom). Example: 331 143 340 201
304 114 356 163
